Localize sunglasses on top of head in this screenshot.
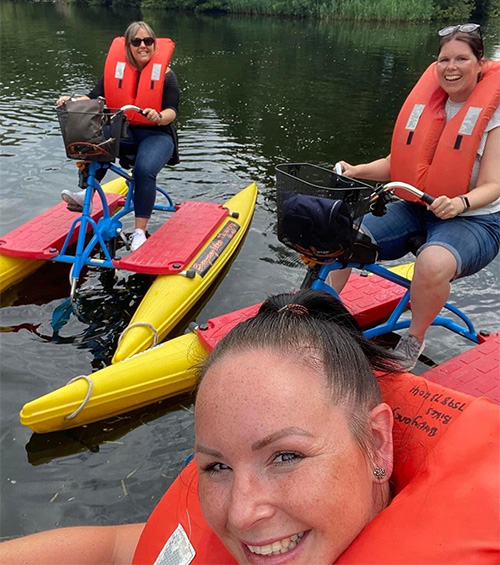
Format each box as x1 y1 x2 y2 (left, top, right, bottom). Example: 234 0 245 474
438 23 481 37
130 37 155 47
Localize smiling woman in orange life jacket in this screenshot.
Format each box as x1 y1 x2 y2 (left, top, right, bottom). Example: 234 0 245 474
333 24 500 371
56 21 179 252
1 289 499 564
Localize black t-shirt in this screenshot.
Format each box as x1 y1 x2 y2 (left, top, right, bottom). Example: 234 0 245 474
87 69 180 116
88 70 180 164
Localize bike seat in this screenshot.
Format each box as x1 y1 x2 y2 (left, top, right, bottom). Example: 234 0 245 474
406 235 426 256
119 154 136 170
347 232 380 265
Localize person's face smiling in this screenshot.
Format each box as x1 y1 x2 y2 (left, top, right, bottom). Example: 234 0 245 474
130 28 155 69
436 39 483 102
195 348 383 564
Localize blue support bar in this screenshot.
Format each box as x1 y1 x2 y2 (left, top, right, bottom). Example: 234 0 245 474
52 160 175 286
307 260 479 345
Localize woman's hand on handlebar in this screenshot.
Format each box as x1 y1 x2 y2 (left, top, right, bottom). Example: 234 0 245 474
142 107 163 125
429 195 466 220
55 94 89 107
56 95 70 107
335 161 357 177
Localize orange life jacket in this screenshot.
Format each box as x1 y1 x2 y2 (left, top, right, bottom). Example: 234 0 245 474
104 37 175 127
133 373 500 564
390 60 500 202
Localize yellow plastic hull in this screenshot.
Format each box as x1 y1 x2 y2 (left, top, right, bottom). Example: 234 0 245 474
112 182 258 363
0 177 129 293
0 255 45 294
20 260 412 434
20 332 208 434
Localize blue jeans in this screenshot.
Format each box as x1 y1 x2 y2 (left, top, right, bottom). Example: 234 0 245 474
96 127 175 219
361 201 500 279
120 128 175 219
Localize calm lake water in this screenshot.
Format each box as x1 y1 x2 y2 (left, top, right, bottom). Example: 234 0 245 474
1 2 499 539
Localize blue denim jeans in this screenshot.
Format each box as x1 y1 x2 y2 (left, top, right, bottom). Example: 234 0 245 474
361 201 500 279
96 127 175 219
119 128 175 219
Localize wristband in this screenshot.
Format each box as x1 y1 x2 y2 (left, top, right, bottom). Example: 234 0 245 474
459 195 470 212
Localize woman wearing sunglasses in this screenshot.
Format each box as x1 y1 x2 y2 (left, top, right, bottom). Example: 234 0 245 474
56 21 180 252
1 289 499 563
334 23 500 371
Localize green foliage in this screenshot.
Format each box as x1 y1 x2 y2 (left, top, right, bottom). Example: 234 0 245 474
432 0 474 19
141 0 229 11
325 0 434 21
194 0 229 12
209 0 434 20
473 0 500 17
68 0 500 20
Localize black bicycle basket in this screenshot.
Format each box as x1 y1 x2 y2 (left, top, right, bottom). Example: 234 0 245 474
276 163 374 262
57 100 126 163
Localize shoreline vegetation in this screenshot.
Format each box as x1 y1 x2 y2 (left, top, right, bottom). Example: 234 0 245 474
69 0 500 22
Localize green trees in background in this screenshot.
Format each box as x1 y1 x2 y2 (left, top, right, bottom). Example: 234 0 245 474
80 0 500 20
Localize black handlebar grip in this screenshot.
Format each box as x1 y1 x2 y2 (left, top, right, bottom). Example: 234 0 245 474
421 193 435 205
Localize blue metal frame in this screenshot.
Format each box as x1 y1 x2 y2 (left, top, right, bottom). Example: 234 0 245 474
53 161 176 283
310 260 480 344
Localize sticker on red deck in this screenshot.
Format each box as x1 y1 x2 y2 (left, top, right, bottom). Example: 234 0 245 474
190 220 240 277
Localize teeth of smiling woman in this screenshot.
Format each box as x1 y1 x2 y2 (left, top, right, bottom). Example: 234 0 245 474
445 75 461 81
247 532 305 556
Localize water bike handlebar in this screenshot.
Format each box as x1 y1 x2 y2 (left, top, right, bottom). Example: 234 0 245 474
334 162 435 206
380 181 435 205
119 104 144 114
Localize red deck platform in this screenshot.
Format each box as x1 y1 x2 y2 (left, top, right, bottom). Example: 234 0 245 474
196 283 499 405
422 333 500 404
196 273 406 352
112 201 229 275
341 273 407 326
0 194 124 260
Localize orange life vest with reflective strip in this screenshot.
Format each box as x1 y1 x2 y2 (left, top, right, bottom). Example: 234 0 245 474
390 60 500 202
104 36 175 127
132 373 500 564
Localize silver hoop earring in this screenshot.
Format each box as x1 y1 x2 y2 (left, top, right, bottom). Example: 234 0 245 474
373 467 386 479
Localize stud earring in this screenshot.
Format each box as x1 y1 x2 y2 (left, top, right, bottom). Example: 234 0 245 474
373 467 386 479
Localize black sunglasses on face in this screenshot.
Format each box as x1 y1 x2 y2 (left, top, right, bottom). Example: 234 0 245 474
130 37 155 47
438 23 481 37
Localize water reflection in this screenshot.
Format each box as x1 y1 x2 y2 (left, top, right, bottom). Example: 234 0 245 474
26 393 194 467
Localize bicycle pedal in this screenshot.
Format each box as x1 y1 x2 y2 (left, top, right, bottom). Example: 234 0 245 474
117 228 130 249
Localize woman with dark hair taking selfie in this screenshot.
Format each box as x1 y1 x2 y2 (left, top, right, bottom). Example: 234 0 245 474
2 289 498 564
56 21 180 252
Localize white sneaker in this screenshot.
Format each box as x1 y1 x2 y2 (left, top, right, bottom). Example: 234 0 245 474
61 189 87 212
130 228 147 252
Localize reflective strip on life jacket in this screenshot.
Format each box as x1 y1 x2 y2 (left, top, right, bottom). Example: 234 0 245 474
104 36 175 126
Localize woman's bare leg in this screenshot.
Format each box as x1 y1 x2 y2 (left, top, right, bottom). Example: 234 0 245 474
407 246 458 341
326 268 352 294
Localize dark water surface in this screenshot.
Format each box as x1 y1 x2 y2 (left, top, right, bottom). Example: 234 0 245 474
1 2 499 538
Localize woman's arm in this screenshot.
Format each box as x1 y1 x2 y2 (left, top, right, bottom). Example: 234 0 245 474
429 126 500 219
338 155 391 181
0 523 145 565
464 126 500 209
55 94 90 107
142 107 177 126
